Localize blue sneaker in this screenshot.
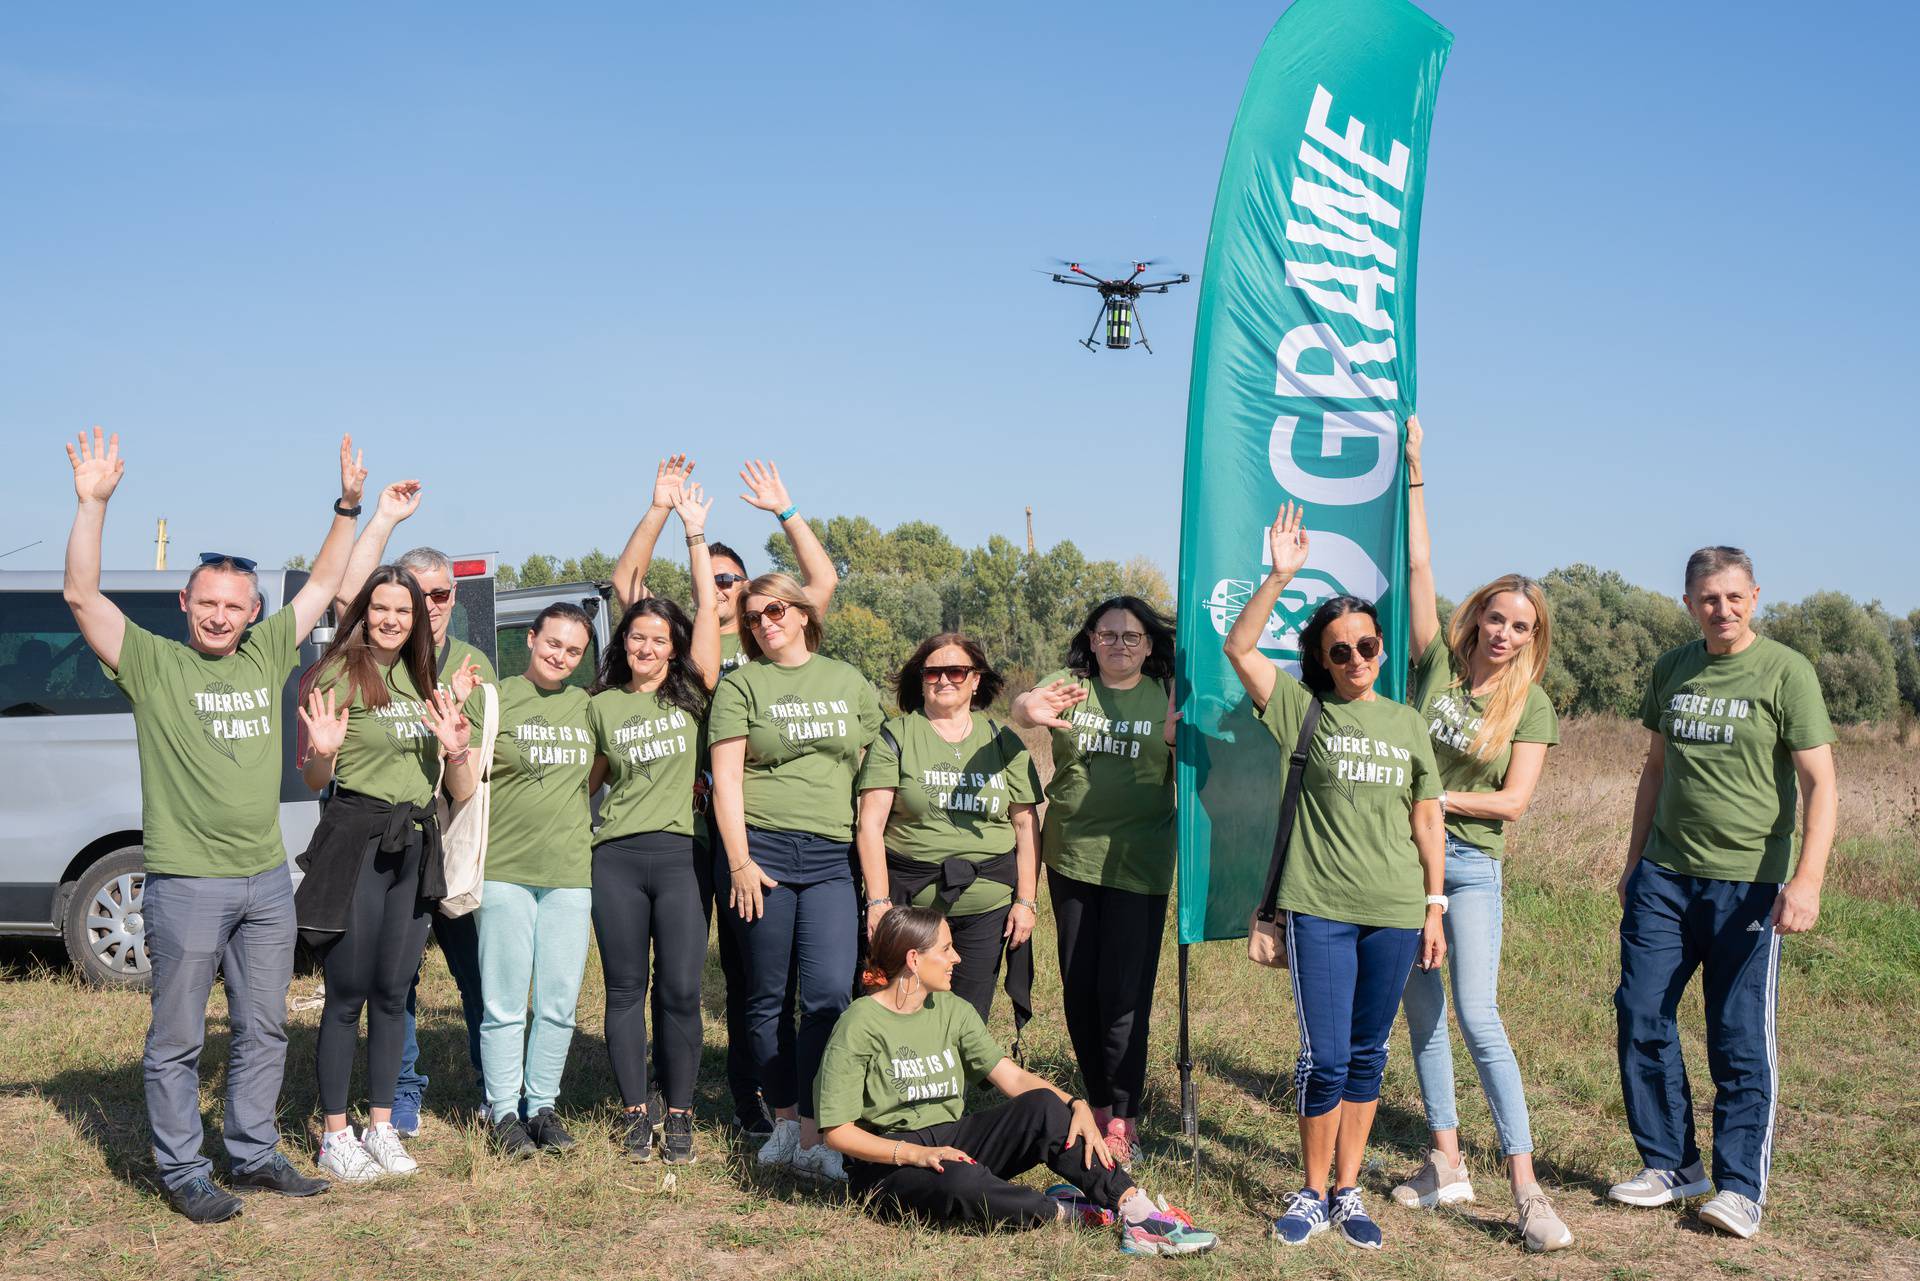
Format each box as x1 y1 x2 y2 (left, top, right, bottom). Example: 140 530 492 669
1271 1187 1328 1244
1331 1186 1382 1249
390 1094 422 1138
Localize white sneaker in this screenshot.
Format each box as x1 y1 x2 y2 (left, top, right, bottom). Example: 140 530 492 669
756 1117 801 1168
791 1142 847 1183
1698 1189 1763 1239
318 1128 384 1183
360 1121 419 1175
1607 1161 1711 1207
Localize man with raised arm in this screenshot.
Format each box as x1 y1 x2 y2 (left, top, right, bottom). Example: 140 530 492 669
1608 546 1838 1241
609 456 837 1137
62 428 382 1223
333 514 496 1134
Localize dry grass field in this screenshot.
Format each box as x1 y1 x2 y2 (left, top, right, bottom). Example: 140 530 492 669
2 716 1916 1280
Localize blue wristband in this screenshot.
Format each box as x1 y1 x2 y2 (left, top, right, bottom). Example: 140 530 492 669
776 504 798 523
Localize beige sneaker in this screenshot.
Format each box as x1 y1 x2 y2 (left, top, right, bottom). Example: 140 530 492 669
1391 1149 1474 1209
1516 1183 1573 1252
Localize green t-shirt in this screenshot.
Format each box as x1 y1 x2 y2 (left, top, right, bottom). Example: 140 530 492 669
814 992 1006 1135
105 608 301 878
1038 670 1176 895
717 631 747 676
1410 634 1559 857
590 686 699 841
486 675 595 887
707 654 883 842
692 631 751 845
318 659 438 809
855 712 1042 916
1638 636 1835 883
1259 674 1441 930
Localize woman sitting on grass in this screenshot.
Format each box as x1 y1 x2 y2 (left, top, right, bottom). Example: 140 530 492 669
815 907 1218 1256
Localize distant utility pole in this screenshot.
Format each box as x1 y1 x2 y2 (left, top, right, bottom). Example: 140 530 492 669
154 517 169 570
1025 506 1035 556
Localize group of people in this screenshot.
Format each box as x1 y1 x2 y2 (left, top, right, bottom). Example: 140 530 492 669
57 418 1836 1258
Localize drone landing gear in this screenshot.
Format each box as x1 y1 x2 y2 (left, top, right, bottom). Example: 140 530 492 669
1081 307 1104 352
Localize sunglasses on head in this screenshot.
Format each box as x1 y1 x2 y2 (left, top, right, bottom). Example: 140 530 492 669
714 573 749 589
741 599 794 630
198 551 259 573
1326 635 1382 665
921 664 976 685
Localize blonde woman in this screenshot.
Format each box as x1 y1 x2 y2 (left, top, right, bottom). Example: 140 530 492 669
1391 416 1571 1253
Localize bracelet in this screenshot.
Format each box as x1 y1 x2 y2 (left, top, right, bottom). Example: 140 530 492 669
333 499 362 517
1426 894 1449 913
865 898 893 910
1408 481 1424 488
892 1139 905 1167
776 504 799 522
1013 897 1038 911
1438 790 1448 815
445 748 471 765
686 534 706 547
729 861 751 874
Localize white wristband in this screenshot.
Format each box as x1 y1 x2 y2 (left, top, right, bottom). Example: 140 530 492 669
1426 894 1449 913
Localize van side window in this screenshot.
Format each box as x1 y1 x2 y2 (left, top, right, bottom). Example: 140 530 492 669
0 591 188 716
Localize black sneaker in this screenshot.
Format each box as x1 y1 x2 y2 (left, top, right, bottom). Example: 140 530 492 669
661 1111 696 1165
525 1107 577 1153
165 1174 243 1224
731 1095 774 1140
492 1114 539 1160
619 1107 654 1162
230 1152 329 1197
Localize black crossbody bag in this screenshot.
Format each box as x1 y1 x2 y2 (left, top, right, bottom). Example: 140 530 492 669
1247 697 1323 969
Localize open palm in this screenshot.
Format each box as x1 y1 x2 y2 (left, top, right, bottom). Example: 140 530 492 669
66 427 125 504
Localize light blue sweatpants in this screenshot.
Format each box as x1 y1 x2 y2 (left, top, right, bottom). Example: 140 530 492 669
475 880 593 1123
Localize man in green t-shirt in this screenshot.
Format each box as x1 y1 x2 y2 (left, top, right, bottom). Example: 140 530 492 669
335 532 498 1134
1610 547 1837 1242
607 454 839 1136
62 429 375 1222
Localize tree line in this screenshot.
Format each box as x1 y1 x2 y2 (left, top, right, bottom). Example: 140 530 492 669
487 521 1918 725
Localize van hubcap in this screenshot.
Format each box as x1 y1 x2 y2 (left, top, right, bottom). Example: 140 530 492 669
87 873 150 975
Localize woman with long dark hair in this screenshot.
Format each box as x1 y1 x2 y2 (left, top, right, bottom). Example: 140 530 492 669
816 907 1217 1255
587 482 720 1164
1008 594 1177 1167
1223 503 1446 1251
856 633 1042 1023
296 563 478 1181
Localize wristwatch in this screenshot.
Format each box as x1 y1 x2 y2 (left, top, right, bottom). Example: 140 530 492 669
333 499 363 517
1013 897 1038 912
1426 894 1449 913
865 897 892 910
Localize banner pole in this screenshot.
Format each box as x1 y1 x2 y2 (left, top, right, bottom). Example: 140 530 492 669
1178 943 1198 1175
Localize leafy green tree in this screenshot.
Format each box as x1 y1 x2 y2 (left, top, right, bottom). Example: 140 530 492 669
1881 606 1920 714
1760 591 1898 723
819 602 909 698
1538 565 1695 717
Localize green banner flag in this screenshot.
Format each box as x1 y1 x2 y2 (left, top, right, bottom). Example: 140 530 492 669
1175 0 1451 945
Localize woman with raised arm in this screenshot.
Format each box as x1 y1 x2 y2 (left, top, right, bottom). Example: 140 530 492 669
855 633 1042 1023
1006 596 1176 1167
816 907 1217 1256
476 602 598 1158
1223 503 1447 1253
709 572 882 1182
296 561 479 1182
1388 417 1571 1252
586 481 721 1165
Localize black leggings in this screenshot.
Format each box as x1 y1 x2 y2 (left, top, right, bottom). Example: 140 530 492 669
849 1089 1137 1227
1049 867 1167 1119
935 905 1011 1024
317 832 432 1114
592 832 706 1110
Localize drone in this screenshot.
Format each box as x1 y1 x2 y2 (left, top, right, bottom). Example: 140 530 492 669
1045 260 1191 353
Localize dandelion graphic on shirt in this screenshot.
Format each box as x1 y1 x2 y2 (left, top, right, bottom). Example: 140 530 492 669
511 715 590 783
192 680 274 764
612 708 690 780
889 1044 962 1104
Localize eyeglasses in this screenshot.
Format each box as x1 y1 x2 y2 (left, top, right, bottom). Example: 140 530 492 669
714 573 749 589
921 665 976 685
741 600 793 631
197 552 259 573
1093 630 1145 649
1326 636 1382 665
423 587 454 604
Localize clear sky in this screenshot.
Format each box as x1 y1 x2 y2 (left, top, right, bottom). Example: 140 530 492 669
3 1 1913 611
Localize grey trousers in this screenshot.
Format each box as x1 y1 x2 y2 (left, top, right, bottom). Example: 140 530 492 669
143 865 296 1188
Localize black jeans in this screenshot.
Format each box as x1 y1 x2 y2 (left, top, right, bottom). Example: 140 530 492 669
1049 867 1167 1119
317 831 433 1114
592 832 706 1110
849 1089 1137 1227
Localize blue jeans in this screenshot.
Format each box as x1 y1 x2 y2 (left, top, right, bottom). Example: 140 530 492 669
395 910 484 1107
1286 912 1421 1117
1400 835 1534 1155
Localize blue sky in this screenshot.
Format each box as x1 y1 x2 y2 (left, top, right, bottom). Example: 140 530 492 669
3 1 1913 611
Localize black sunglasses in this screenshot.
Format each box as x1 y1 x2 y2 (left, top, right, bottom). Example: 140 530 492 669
1327 636 1382 665
921 664 976 684
714 573 749 589
197 552 259 573
741 600 793 630
423 587 454 604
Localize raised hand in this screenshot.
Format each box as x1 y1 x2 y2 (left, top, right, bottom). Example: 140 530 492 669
423 688 472 756
1267 501 1311 581
1024 678 1089 729
376 480 422 523
448 656 482 706
1405 413 1423 479
651 454 693 511
299 687 350 759
339 435 368 508
66 427 125 505
738 459 793 514
673 479 714 538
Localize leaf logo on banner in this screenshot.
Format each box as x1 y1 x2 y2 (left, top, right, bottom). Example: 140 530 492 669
195 680 239 763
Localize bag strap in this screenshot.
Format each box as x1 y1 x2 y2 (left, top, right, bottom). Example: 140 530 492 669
878 724 901 759
1255 696 1323 922
474 682 501 782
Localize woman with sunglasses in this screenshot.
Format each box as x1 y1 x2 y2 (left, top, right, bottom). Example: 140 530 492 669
855 634 1042 1024
609 455 839 1139
296 561 478 1182
710 572 882 1182
1008 594 1176 1168
1389 418 1572 1251
1224 503 1447 1252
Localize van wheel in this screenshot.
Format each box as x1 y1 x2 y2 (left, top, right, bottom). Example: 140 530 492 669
63 847 152 990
